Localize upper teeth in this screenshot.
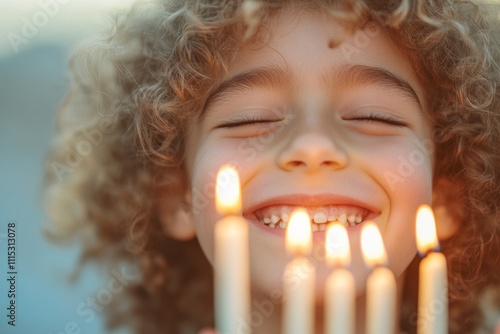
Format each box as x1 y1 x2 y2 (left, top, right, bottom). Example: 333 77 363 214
254 205 367 230
313 211 327 224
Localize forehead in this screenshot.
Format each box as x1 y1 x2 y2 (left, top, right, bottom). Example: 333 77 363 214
204 7 427 114
235 7 408 65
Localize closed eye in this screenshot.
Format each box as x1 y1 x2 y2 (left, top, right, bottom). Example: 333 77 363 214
344 113 408 127
215 115 283 129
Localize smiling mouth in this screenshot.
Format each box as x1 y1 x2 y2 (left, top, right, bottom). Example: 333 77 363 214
248 204 370 231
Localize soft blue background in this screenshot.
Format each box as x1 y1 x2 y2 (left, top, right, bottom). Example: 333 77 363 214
0 1 132 333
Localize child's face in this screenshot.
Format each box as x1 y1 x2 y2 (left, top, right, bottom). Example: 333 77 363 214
185 8 433 297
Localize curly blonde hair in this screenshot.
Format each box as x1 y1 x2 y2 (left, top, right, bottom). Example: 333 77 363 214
43 0 500 333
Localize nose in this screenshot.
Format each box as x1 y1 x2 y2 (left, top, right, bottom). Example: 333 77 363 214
277 131 348 173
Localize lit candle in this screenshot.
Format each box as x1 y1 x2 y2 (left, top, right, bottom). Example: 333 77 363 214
214 165 250 334
416 204 448 334
325 223 355 334
361 222 396 334
283 209 315 334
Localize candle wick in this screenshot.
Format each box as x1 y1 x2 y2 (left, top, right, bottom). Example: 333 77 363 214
371 262 387 271
418 245 441 258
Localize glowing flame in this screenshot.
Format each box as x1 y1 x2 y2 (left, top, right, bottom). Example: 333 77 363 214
326 223 351 266
361 222 388 267
286 209 312 255
416 204 439 254
215 165 242 215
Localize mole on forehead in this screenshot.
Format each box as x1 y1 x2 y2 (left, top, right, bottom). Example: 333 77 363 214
200 63 422 117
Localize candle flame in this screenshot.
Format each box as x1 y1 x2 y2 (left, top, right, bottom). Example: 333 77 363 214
215 165 242 215
361 222 388 267
416 204 439 254
326 223 351 266
286 209 312 255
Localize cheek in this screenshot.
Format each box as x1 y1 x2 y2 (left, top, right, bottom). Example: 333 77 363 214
369 140 433 277
187 138 251 265
362 137 432 189
189 140 246 211
185 136 215 263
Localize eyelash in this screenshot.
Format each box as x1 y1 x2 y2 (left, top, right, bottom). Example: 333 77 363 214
215 115 281 128
215 113 407 128
345 113 408 127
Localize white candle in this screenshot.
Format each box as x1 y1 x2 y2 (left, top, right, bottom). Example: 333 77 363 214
416 205 448 334
361 222 396 334
325 223 355 334
283 209 315 334
214 165 250 334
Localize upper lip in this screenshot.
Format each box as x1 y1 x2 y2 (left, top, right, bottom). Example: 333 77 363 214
243 193 380 218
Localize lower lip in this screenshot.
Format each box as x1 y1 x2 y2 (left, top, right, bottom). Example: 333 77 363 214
246 216 364 239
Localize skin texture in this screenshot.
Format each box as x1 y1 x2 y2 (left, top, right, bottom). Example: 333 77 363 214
185 7 434 331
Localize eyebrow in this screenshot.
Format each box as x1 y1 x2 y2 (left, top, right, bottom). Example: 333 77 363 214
201 66 292 116
327 64 423 111
201 63 422 117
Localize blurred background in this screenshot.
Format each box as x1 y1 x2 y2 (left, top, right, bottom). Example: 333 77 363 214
0 1 133 333
2 1 500 334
